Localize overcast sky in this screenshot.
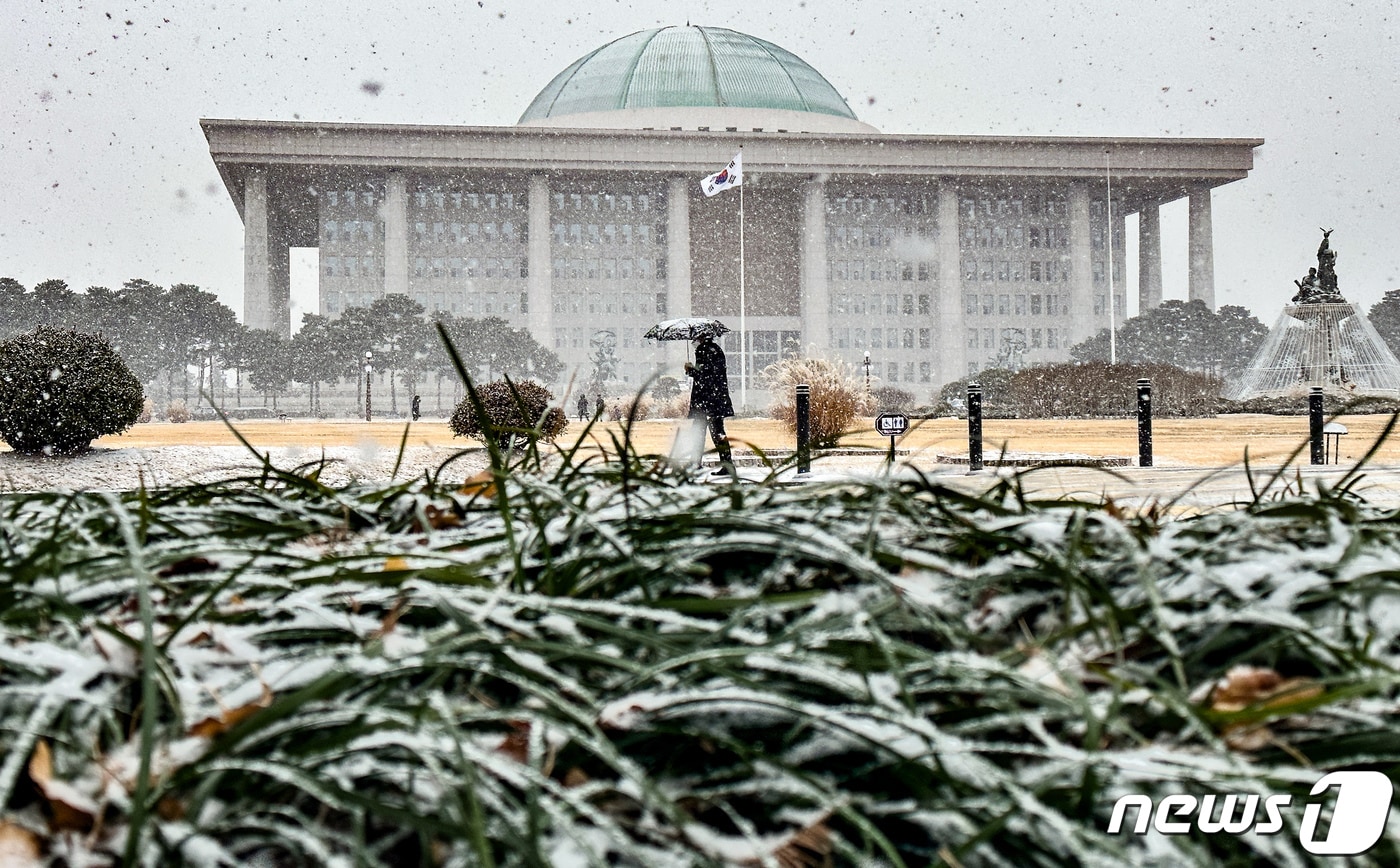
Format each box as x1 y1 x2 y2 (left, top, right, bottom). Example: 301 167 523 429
3 0 1397 326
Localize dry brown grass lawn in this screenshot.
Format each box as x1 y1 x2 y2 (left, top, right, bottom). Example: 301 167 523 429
85 413 1400 468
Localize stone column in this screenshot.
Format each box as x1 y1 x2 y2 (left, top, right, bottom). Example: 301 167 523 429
1188 185 1215 310
800 176 829 358
1138 202 1163 312
526 173 552 343
384 171 409 297
268 225 290 339
935 179 964 384
665 176 692 370
1112 210 1126 319
242 169 270 331
1067 182 1094 346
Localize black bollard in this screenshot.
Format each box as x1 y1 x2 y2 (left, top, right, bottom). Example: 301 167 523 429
1137 378 1153 467
1309 386 1325 465
968 383 984 472
795 383 811 474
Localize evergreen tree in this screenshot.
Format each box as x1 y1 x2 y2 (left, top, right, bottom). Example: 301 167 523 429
1368 289 1400 358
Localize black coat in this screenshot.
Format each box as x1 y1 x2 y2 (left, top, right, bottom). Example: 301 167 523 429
688 339 734 418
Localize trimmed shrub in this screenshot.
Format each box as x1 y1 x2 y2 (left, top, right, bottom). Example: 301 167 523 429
765 356 873 446
934 362 1222 418
871 385 914 413
0 326 143 454
166 399 193 423
137 398 154 424
449 379 568 448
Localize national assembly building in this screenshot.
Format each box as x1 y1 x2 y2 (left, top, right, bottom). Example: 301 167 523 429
203 25 1261 400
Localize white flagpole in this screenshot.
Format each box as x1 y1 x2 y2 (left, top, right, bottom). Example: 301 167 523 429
739 158 747 411
1106 150 1116 366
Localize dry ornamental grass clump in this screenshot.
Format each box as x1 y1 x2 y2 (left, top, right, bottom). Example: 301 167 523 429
765 355 873 446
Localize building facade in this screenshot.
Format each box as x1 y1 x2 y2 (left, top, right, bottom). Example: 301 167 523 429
204 26 1260 399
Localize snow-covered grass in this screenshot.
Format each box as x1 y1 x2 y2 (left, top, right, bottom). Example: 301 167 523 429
1 406 1399 866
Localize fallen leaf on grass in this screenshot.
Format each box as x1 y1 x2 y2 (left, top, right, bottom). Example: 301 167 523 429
0 820 42 867
460 469 497 498
1207 665 1324 751
187 684 274 739
28 741 97 833
1209 666 1322 713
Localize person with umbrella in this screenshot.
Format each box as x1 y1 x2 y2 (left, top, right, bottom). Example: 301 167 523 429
686 333 735 476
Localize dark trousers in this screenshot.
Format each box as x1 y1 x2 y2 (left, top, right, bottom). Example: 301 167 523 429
706 415 733 463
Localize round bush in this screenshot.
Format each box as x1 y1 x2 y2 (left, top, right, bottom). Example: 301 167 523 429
0 327 144 454
449 379 568 447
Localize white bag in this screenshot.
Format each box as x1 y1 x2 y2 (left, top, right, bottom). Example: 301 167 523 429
669 416 707 469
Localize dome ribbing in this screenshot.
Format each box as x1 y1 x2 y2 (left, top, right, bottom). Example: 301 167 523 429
518 26 862 126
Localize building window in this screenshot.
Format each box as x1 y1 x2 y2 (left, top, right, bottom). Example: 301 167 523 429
1014 294 1026 316
1031 328 1043 348
919 294 931 315
656 292 667 316
982 294 994 316
919 328 931 349
1047 328 1059 349
920 362 931 383
983 328 994 349
998 295 1010 316
967 329 979 349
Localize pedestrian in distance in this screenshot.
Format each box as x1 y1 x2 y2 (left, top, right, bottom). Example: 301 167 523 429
578 393 589 422
411 395 421 422
685 334 735 476
595 394 605 419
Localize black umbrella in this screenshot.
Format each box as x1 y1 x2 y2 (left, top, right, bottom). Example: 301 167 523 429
643 317 731 342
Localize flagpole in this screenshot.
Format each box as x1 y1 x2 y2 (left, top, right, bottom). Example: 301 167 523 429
1106 150 1116 366
739 166 747 412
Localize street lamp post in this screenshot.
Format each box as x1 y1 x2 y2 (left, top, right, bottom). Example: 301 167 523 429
364 351 373 422
863 351 871 393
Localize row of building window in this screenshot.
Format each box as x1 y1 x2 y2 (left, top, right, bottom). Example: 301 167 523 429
551 257 665 281
827 194 934 217
831 292 933 316
963 259 1070 283
968 327 1062 350
412 220 522 246
849 328 933 351
827 224 933 249
830 260 935 282
553 192 656 214
324 290 530 318
412 190 521 212
321 189 381 209
961 224 1071 250
409 257 526 280
324 256 383 279
551 292 668 317
959 193 1068 220
965 292 1066 317
551 222 661 247
323 220 382 245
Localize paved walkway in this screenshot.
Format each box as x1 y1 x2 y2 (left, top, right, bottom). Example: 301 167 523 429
715 455 1400 511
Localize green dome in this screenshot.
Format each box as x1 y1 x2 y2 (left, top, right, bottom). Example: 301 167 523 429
519 26 862 125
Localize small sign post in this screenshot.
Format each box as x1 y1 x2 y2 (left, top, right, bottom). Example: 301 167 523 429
875 412 909 465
